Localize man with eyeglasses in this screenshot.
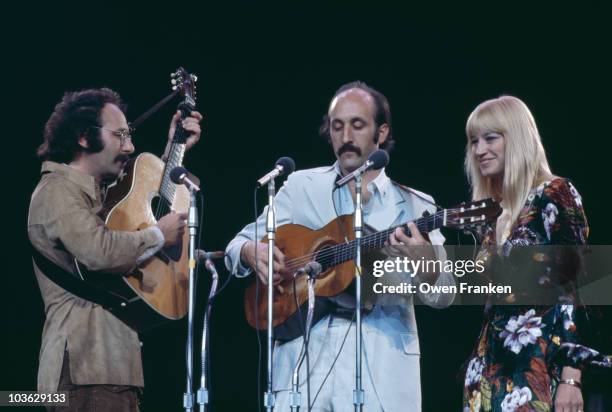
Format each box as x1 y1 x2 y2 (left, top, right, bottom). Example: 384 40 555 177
28 88 202 411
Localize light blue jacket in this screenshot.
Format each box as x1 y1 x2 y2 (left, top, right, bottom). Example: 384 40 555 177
225 163 455 411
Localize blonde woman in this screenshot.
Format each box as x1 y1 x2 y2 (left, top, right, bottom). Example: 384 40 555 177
461 96 609 412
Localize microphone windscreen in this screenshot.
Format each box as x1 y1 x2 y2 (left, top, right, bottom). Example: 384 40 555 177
276 157 296 175
305 261 323 277
368 149 389 170
170 166 188 184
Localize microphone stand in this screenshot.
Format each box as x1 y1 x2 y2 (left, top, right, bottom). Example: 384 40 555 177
290 269 318 412
184 190 199 412
353 175 364 411
264 179 277 412
197 256 219 412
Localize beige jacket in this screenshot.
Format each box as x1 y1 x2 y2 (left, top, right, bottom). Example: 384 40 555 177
28 161 162 392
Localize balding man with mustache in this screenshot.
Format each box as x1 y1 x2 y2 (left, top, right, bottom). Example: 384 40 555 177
226 81 455 411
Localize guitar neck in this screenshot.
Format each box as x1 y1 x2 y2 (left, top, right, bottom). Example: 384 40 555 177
316 210 447 270
159 142 186 204
365 209 446 251
159 68 197 206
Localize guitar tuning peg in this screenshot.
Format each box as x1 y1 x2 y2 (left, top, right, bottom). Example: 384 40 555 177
172 86 178 91
171 79 177 85
170 72 176 78
191 74 198 82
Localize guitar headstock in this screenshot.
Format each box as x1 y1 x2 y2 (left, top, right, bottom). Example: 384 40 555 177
445 198 502 229
170 67 197 108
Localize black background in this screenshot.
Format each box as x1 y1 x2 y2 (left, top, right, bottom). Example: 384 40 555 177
3 1 611 411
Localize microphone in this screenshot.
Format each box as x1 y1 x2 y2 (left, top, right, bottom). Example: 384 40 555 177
335 149 389 188
294 261 323 279
170 166 200 192
256 157 296 188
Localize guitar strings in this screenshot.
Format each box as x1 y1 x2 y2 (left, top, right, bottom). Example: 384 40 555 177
156 130 178 219
281 207 485 271
155 118 187 220
288 203 490 263
282 221 428 272
281 206 494 273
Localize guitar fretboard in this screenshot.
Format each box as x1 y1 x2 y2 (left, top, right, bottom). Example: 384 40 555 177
315 210 446 271
159 142 186 205
156 108 192 218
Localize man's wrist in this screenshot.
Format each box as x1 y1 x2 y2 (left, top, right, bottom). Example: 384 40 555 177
150 225 165 247
240 241 253 266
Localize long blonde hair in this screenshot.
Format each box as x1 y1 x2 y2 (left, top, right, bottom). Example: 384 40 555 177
464 95 552 233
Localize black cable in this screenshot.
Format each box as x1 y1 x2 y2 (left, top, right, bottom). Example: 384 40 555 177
308 181 363 410
292 277 311 411
287 183 350 411
304 183 360 410
311 312 355 408
208 270 233 301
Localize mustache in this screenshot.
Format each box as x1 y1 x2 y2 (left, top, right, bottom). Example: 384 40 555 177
337 143 362 157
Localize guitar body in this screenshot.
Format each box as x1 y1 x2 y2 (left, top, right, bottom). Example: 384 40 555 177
70 67 200 332
244 198 502 338
245 215 357 330
77 153 191 331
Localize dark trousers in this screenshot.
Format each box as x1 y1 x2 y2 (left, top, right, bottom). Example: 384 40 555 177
48 352 140 412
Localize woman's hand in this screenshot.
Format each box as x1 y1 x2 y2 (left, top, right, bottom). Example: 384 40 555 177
554 366 583 412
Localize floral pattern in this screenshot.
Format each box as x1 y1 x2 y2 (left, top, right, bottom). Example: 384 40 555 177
499 309 545 355
500 387 532 412
462 178 610 411
542 203 558 241
465 357 485 387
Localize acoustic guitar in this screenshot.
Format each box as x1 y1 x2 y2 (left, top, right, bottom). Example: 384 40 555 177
244 198 501 339
74 68 199 332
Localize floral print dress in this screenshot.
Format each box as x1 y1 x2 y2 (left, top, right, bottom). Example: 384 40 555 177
462 178 611 412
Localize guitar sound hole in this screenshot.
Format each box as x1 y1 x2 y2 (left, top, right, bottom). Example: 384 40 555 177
314 245 336 272
151 196 161 218
150 195 172 220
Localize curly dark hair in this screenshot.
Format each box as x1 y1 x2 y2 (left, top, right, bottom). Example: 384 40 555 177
37 88 127 163
319 81 395 153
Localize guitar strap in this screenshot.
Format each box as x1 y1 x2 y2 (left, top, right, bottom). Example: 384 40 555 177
30 243 127 310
